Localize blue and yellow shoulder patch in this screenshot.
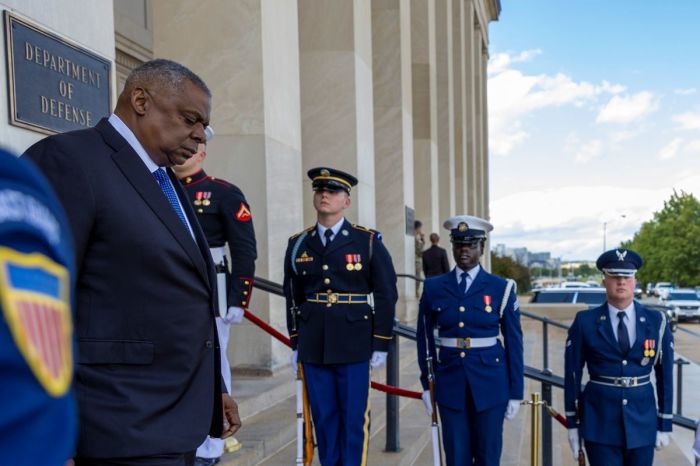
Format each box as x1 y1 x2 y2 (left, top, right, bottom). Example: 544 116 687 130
0 246 72 397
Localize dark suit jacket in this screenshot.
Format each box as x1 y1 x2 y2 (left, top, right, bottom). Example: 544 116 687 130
24 118 223 458
422 244 450 278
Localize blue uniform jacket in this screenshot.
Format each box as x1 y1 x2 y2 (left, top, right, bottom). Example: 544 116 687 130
0 149 77 465
417 267 524 412
564 301 673 449
284 219 398 365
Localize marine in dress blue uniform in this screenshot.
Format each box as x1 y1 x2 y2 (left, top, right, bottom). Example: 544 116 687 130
284 167 398 466
565 248 673 466
416 215 524 466
174 129 256 465
0 147 77 465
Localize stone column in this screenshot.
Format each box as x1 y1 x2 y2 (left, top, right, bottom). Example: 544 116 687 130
411 0 439 235
452 0 465 214
298 0 376 228
473 23 484 219
463 1 478 215
152 0 303 372
435 0 455 231
372 0 415 318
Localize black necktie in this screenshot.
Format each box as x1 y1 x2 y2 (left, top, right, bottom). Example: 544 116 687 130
617 311 630 353
323 229 333 249
459 272 468 295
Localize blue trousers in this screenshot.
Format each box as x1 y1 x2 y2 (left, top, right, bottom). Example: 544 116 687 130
438 378 507 466
303 361 371 466
585 441 654 466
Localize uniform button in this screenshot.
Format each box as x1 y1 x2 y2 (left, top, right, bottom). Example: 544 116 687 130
622 360 627 365
242 301 247 306
205 340 213 349
197 208 203 213
459 322 464 328
364 315 368 319
460 352 465 358
243 291 248 296
326 289 332 293
496 358 500 362
244 280 250 285
326 303 332 308
322 265 329 270
302 271 306 275
622 399 628 406
437 307 441 311
324 278 331 285
459 306 465 312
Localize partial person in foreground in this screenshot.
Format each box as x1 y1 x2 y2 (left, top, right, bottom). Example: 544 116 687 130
416 215 524 466
23 59 240 466
173 128 257 466
0 148 77 466
284 167 398 466
565 248 673 466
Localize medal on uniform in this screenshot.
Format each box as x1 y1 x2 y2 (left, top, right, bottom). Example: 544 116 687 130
194 191 203 206
345 254 355 271
644 339 649 357
484 295 492 313
202 192 211 206
649 339 655 357
354 254 362 271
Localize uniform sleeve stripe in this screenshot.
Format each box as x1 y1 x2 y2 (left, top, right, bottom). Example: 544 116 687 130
373 334 392 340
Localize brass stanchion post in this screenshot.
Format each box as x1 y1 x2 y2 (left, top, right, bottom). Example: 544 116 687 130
528 392 542 466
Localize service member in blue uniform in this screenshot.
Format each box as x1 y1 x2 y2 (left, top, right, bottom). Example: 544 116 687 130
565 248 673 466
416 215 524 466
173 127 257 465
0 147 77 465
284 167 398 466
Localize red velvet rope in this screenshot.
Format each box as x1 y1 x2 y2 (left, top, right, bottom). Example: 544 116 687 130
243 309 422 400
544 404 567 427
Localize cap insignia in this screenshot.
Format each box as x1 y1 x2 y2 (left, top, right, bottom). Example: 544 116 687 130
458 222 468 232
320 168 330 177
616 249 627 261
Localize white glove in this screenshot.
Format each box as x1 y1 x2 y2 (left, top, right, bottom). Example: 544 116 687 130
655 431 670 450
290 350 298 377
505 399 521 420
568 428 581 460
370 351 388 369
222 306 245 324
421 390 433 417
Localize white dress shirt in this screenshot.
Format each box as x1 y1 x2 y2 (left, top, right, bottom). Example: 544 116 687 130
608 301 636 346
455 264 481 293
316 217 345 246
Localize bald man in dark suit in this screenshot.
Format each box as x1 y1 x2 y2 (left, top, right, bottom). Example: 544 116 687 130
23 59 239 466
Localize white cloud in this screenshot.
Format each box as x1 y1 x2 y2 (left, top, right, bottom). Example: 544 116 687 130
488 51 626 156
673 111 700 130
658 138 684 160
674 88 697 95
489 181 700 260
596 91 659 124
488 49 542 75
574 139 603 163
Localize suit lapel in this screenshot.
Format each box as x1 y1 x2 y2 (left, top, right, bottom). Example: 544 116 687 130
596 304 620 353
105 130 210 289
306 228 323 256
441 268 461 298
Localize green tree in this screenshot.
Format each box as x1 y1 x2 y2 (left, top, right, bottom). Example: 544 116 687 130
622 191 700 287
491 253 531 292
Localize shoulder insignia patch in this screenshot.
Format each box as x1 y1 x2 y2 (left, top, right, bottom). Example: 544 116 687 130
235 202 252 222
0 246 72 397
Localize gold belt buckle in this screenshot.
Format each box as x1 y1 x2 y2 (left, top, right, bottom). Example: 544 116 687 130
459 338 471 349
328 293 338 304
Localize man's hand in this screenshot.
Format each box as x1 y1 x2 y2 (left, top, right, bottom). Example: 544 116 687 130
221 393 241 439
421 390 433 417
505 399 521 420
568 428 581 460
223 306 245 325
655 431 670 450
370 351 388 369
291 350 298 377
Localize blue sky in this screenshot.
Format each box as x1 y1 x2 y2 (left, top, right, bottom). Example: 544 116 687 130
487 1 700 261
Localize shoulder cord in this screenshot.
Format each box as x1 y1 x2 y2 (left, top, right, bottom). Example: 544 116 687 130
290 231 308 275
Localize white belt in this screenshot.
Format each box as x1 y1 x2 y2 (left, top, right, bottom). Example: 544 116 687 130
210 246 226 264
438 337 498 349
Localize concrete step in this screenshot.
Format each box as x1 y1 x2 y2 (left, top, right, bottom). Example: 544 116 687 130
220 337 422 466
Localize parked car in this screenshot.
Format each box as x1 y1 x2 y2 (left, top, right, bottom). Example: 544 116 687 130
659 289 700 322
653 282 674 298
646 282 655 296
530 287 607 309
644 302 679 333
634 284 643 299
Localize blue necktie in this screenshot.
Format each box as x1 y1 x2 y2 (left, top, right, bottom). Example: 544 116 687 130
459 272 468 295
153 169 189 232
617 311 630 353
